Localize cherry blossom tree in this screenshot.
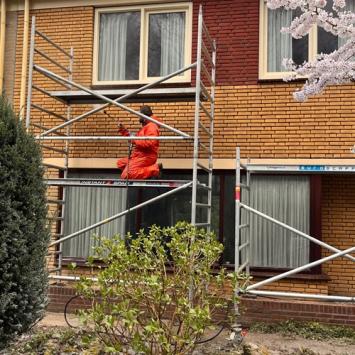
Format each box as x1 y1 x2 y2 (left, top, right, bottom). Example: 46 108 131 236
267 0 355 101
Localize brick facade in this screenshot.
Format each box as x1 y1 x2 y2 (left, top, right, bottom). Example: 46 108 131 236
6 0 355 321
12 6 355 160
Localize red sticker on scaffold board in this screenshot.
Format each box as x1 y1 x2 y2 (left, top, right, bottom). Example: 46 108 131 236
235 187 240 201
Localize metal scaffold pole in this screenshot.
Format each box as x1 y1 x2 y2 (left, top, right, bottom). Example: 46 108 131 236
56 46 73 276
191 4 216 230
206 41 216 231
26 9 217 279
191 5 203 226
25 16 35 130
234 146 355 304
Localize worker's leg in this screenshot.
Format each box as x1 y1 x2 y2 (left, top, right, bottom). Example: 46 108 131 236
131 163 160 179
121 156 159 179
116 157 128 171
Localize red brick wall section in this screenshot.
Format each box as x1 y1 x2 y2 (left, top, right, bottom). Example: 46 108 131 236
192 0 259 85
241 297 355 327
47 286 355 327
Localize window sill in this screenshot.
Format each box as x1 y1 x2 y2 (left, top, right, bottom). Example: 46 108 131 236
50 86 199 104
60 258 330 281
221 264 329 281
257 77 307 84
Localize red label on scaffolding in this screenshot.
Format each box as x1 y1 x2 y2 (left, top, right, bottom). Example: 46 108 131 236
235 187 240 201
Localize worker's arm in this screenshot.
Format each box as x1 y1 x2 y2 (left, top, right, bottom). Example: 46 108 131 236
118 124 130 137
133 123 159 150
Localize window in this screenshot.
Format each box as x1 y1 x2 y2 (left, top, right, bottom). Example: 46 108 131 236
62 171 127 259
259 0 355 79
93 3 192 85
135 172 313 270
240 175 310 269
132 172 220 233
61 170 318 273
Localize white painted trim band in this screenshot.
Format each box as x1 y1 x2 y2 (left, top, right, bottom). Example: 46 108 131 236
9 0 190 11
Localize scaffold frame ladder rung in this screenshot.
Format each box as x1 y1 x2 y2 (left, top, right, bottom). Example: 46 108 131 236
26 5 216 280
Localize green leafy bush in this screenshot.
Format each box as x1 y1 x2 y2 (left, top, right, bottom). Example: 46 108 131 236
77 222 248 354
0 97 49 349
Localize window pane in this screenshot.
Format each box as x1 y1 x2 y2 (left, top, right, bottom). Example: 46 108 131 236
267 8 308 71
241 175 310 269
291 9 308 65
292 35 308 65
318 27 338 54
148 12 185 77
133 172 219 240
98 11 140 81
62 172 127 258
317 0 338 55
338 0 355 53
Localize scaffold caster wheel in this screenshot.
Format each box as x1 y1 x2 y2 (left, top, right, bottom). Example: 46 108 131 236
229 325 244 346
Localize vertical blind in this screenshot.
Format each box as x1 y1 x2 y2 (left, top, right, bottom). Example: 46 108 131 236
62 172 127 258
242 175 310 268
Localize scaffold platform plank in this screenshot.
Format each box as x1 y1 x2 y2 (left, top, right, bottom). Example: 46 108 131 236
50 88 203 104
45 178 197 188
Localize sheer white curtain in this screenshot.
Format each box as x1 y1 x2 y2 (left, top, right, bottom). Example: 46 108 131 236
241 175 310 268
267 8 293 72
160 13 185 76
62 173 127 258
99 12 129 81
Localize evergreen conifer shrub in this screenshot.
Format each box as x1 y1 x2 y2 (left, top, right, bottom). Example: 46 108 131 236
0 97 49 349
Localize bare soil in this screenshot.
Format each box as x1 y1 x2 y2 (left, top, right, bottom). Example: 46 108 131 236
38 312 355 355
197 329 355 354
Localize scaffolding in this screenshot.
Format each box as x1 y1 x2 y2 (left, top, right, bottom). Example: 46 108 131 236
25 6 216 278
234 147 355 303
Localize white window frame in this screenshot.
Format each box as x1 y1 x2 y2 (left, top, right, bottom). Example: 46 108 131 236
93 2 193 85
259 0 317 80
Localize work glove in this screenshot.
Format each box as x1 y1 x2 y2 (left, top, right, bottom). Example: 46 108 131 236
118 123 130 136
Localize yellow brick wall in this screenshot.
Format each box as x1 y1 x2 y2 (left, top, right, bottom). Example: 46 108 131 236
214 85 355 159
4 12 18 103
12 7 355 161
257 279 328 295
222 278 329 296
322 175 355 297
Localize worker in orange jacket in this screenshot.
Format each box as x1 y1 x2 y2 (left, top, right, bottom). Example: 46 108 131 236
116 105 162 179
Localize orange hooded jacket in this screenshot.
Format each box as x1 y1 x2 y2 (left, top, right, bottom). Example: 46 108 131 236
116 115 161 179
